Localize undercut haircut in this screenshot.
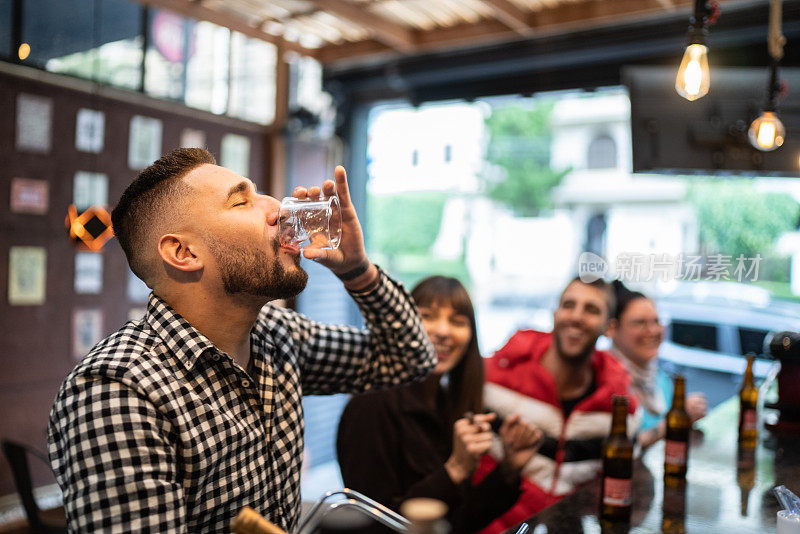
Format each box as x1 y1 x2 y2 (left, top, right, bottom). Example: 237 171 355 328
111 148 216 284
565 276 617 319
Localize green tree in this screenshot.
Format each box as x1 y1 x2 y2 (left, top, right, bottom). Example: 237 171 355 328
368 192 447 255
482 103 569 216
367 192 470 286
689 181 799 258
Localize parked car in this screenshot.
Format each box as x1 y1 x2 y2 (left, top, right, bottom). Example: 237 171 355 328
654 287 800 407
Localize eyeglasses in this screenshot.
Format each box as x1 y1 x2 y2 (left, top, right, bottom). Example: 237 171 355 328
624 318 663 330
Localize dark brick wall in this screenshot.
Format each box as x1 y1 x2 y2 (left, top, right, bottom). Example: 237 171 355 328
0 64 267 497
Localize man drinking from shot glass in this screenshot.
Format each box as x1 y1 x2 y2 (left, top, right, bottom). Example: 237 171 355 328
47 148 436 533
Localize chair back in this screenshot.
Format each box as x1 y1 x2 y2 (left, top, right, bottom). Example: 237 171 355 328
1 440 67 534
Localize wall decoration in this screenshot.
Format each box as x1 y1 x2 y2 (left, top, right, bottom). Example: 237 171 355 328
180 128 206 149
72 308 104 360
8 246 46 305
127 269 151 302
16 93 52 153
10 177 49 214
75 108 105 153
73 171 109 210
66 205 114 251
221 133 251 177
128 115 163 170
74 252 103 294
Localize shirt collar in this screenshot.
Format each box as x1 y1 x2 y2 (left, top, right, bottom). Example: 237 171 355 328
145 292 218 370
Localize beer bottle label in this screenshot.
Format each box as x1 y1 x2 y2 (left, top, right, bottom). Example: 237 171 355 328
664 439 687 466
742 409 756 431
603 476 632 506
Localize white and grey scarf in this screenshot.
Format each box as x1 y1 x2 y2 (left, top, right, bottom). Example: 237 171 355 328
612 348 666 416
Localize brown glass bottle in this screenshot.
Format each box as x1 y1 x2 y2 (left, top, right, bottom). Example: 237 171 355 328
661 486 687 534
736 446 756 516
738 354 758 450
600 395 634 523
664 375 690 488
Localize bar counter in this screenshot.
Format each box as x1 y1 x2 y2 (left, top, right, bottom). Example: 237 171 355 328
508 397 800 533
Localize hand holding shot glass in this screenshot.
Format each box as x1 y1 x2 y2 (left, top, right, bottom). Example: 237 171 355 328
287 165 376 289
278 195 342 252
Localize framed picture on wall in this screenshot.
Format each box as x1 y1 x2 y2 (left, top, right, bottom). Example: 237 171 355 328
8 246 47 305
16 93 52 153
74 252 103 294
221 133 251 177
180 128 206 149
72 308 104 360
75 108 106 153
73 171 109 210
10 177 49 214
128 115 163 170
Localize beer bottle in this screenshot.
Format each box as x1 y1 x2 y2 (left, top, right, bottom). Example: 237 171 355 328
664 375 690 488
736 446 756 516
661 486 687 534
600 395 634 523
738 354 758 450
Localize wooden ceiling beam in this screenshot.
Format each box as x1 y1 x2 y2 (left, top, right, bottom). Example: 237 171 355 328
483 0 536 36
133 0 316 56
318 0 722 64
308 0 416 52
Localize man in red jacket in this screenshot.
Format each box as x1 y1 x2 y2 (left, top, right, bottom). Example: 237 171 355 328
476 277 638 533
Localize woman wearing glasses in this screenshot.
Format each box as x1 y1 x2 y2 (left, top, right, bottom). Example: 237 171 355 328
607 281 707 448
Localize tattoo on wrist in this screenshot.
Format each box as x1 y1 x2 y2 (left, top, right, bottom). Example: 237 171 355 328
336 261 370 281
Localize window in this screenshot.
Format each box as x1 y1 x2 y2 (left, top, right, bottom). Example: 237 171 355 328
587 134 617 169
92 0 143 91
0 0 12 59
738 327 769 356
22 0 94 70
228 32 275 125
670 320 718 352
444 144 452 163
184 21 229 114
24 0 143 91
145 8 190 101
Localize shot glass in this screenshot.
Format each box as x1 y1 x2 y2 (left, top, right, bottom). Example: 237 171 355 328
278 196 342 251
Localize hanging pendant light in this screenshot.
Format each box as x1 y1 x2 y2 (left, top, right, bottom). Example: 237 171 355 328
676 0 719 101
749 0 787 152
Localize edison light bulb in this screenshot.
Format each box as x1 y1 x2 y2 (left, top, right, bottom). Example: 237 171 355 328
675 44 710 101
749 111 785 151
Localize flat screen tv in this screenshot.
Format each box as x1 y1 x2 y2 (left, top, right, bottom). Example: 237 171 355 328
623 66 800 177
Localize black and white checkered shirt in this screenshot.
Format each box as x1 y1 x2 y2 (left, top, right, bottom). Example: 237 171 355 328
48 268 435 533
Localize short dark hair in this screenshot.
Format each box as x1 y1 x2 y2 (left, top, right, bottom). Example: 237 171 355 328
611 279 648 321
564 276 616 319
111 148 216 283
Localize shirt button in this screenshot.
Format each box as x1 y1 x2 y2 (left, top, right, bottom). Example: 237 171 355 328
211 354 221 362
499 359 509 368
241 379 251 388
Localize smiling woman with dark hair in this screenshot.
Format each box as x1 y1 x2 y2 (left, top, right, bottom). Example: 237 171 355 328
337 276 542 533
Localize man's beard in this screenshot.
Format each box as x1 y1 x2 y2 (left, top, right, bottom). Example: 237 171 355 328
553 325 597 364
206 234 308 300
